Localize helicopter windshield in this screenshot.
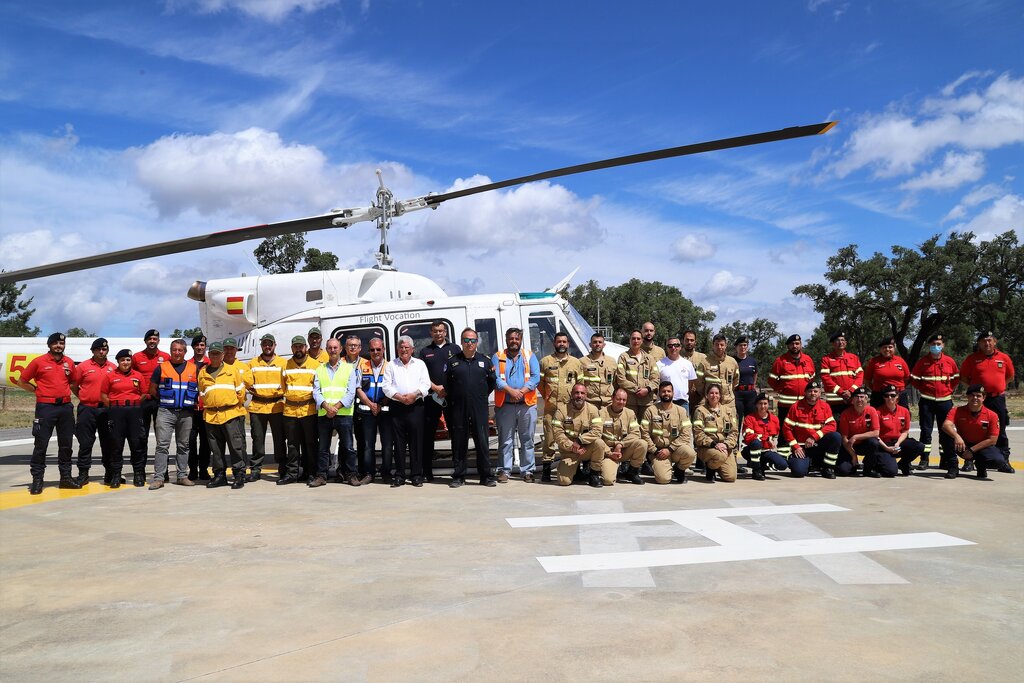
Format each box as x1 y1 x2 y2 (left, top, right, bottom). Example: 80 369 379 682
564 302 596 342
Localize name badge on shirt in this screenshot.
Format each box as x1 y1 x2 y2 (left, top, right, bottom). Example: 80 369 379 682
478 361 484 368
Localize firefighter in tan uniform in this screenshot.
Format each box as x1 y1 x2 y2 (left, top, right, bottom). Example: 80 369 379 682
641 322 666 364
615 330 660 413
551 383 605 487
598 388 646 485
539 332 583 482
641 381 697 484
697 333 740 416
580 332 616 409
693 384 739 482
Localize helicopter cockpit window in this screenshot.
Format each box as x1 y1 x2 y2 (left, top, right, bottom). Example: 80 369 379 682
473 318 498 357
529 310 583 358
328 325 387 361
397 319 454 357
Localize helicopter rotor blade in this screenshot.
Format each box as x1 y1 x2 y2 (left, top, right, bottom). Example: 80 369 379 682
423 121 837 206
0 207 378 285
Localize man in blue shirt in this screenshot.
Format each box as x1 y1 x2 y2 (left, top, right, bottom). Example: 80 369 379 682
493 328 541 482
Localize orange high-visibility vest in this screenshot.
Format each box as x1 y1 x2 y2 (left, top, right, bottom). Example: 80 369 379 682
495 350 536 407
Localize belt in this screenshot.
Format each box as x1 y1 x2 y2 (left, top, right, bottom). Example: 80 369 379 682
392 399 423 408
110 400 141 407
79 401 101 408
286 398 314 406
207 405 238 412
250 395 283 403
37 397 70 405
738 385 756 391
357 404 390 412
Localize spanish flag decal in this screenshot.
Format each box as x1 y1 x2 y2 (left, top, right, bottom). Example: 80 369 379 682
226 296 244 315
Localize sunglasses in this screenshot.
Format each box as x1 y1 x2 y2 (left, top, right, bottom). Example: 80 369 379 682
462 338 478 343
667 343 682 347
884 393 898 398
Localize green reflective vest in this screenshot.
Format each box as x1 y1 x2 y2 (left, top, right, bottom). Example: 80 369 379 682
316 362 354 417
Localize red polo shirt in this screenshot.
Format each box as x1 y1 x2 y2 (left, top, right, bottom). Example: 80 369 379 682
103 369 148 403
840 406 879 439
20 353 75 402
960 351 1015 395
864 355 911 391
72 358 116 405
877 404 912 442
132 349 171 379
946 405 1000 444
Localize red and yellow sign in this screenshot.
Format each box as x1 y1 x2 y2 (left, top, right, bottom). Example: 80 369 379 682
5 352 41 386
226 296 244 316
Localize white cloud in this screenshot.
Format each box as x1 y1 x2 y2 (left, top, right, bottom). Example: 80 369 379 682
170 0 338 22
950 193 1024 240
943 182 1005 222
698 270 757 298
672 234 715 262
831 73 1024 179
410 176 603 254
899 151 985 191
941 70 995 97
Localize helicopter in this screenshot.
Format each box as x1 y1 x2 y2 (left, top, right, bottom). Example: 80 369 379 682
0 121 835 384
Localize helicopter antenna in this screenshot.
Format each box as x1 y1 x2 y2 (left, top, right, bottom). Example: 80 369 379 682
373 169 395 271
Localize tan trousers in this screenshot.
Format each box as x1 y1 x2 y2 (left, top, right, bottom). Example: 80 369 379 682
599 440 646 485
542 408 558 462
651 444 697 484
556 440 605 486
697 447 737 482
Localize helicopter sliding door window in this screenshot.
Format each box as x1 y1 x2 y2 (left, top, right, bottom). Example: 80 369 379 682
397 319 454 357
473 318 498 357
327 324 387 361
528 310 584 358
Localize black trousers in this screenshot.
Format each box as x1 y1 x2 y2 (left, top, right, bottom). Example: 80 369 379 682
109 405 146 473
31 402 74 477
249 411 285 471
891 437 927 469
188 409 210 477
837 437 897 477
207 416 247 473
392 401 424 480
422 398 451 476
984 394 1011 459
918 398 953 462
358 408 393 478
735 389 757 427
75 404 113 472
285 415 318 479
449 399 492 481
140 399 159 457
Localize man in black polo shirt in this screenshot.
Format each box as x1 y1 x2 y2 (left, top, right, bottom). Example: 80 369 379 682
419 320 460 481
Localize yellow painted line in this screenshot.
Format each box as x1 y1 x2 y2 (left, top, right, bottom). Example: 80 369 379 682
0 481 130 511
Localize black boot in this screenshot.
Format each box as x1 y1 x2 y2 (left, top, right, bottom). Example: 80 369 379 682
915 456 929 471
822 467 836 479
587 470 603 488
751 465 765 481
705 467 716 483
998 463 1015 474
75 468 90 487
673 468 687 484
640 461 655 476
133 471 146 487
231 470 245 489
29 474 44 495
246 468 261 482
109 470 122 489
976 461 989 480
574 462 591 483
898 459 912 477
58 474 82 489
541 462 552 482
962 460 974 472
622 465 644 485
207 470 229 488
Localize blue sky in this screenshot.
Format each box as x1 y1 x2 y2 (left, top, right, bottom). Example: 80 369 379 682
1 0 1021 338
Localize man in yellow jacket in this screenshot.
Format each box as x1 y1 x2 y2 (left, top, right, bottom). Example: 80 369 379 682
198 341 249 489
245 333 287 482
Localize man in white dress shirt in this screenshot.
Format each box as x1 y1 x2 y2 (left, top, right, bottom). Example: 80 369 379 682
381 335 431 487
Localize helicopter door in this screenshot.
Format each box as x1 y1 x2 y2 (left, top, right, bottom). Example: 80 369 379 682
465 304 503 358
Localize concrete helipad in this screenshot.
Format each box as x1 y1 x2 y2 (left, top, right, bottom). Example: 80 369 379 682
1 432 1021 682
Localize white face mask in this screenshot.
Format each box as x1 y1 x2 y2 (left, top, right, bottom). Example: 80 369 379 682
929 345 942 355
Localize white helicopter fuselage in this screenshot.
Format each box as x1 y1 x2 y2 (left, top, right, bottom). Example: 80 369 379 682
1 268 622 388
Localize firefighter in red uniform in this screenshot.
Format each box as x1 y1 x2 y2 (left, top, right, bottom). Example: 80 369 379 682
132 329 171 477
780 378 841 479
819 331 863 419
14 332 79 494
909 333 959 470
960 330 1015 470
872 384 927 476
101 349 149 488
70 337 117 486
741 393 788 480
768 334 816 423
863 337 911 408
942 384 1010 480
838 388 888 477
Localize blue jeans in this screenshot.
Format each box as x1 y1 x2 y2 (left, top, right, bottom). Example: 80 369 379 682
317 414 356 477
495 403 537 474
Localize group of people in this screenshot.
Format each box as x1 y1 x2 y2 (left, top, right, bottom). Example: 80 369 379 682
14 321 1016 495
